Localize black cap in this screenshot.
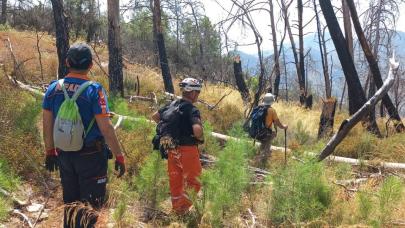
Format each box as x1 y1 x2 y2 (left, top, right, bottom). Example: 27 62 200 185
66 43 93 70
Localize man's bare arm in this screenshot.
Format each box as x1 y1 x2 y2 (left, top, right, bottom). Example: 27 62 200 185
96 117 123 157
192 124 204 141
43 110 54 151
274 119 288 130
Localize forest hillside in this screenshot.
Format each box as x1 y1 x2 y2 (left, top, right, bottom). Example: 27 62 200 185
1 29 405 227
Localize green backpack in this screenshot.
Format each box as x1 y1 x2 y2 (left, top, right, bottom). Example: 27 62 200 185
53 79 95 151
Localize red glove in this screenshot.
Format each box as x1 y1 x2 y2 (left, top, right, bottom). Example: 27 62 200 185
115 155 126 178
45 148 59 172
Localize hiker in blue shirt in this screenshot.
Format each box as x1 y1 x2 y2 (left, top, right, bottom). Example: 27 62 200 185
42 43 126 226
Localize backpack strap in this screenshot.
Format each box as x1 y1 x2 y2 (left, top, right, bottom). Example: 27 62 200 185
72 81 95 136
85 117 96 136
71 81 94 102
58 79 70 100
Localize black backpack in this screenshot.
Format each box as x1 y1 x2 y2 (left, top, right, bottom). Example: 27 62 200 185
152 100 190 159
245 105 272 141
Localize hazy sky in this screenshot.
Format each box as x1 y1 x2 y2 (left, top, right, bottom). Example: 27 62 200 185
117 0 405 54
203 0 405 54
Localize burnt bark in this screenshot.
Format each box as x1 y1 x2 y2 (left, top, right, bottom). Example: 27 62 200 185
318 98 337 139
298 0 306 96
107 0 124 97
346 0 405 132
1 0 6 24
319 0 381 135
50 0 69 78
233 56 250 103
269 0 281 99
153 0 174 94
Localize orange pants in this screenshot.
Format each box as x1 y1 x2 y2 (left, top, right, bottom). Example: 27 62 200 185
168 145 202 214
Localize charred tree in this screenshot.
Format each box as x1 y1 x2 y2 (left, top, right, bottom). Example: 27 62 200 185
107 0 124 96
339 0 353 110
346 0 405 132
319 0 381 136
269 0 281 99
50 0 69 78
318 98 337 139
233 56 250 104
1 0 6 24
297 0 306 99
153 0 174 94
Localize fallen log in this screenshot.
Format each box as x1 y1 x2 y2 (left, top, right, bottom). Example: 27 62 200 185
318 55 399 161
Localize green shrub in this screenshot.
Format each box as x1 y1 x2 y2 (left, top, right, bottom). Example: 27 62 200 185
113 200 128 227
200 122 221 156
14 95 42 134
357 192 374 221
134 152 168 209
377 176 404 224
0 159 20 191
198 139 249 226
226 122 256 159
270 161 332 224
0 197 11 221
334 163 352 180
0 158 20 222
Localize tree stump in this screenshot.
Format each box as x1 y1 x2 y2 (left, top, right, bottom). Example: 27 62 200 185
318 98 337 139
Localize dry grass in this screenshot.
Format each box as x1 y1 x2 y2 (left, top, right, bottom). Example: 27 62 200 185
1 29 405 227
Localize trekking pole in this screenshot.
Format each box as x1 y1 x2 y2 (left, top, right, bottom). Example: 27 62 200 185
284 129 287 166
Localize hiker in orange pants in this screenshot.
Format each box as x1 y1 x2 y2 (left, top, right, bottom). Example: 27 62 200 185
152 78 204 214
168 145 202 213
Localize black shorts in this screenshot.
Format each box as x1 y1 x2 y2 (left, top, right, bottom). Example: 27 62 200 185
58 146 108 208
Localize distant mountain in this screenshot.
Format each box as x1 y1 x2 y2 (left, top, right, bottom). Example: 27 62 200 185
237 31 405 97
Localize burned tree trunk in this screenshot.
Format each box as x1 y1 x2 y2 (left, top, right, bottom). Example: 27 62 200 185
318 98 337 139
319 0 381 135
339 0 353 111
318 56 399 161
1 0 7 24
269 0 281 99
346 0 405 133
153 0 174 94
297 0 306 99
50 0 69 78
233 56 250 104
107 0 124 96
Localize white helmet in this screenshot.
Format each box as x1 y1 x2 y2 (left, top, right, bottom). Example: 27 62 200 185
179 77 202 92
262 93 275 106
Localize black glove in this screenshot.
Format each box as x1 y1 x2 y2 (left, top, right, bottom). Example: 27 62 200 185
45 155 59 172
159 146 168 159
115 155 126 178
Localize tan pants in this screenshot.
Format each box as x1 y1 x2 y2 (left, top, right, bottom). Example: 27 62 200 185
258 132 276 167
